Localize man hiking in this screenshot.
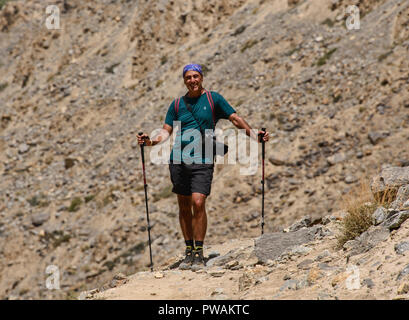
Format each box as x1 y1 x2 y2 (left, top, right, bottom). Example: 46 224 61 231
137 63 269 270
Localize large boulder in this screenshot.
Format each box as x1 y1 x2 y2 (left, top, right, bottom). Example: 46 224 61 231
255 226 323 263
370 166 409 199
390 184 409 210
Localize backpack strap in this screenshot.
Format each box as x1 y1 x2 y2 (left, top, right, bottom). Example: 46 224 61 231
204 90 216 128
174 98 180 116
175 91 216 127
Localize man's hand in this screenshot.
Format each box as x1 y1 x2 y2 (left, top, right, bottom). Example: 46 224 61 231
258 130 269 143
137 133 152 146
137 125 173 147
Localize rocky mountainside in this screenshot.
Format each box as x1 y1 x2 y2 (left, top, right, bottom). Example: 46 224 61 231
0 0 408 299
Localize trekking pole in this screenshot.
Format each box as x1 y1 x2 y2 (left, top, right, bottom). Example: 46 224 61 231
138 132 154 272
259 128 266 235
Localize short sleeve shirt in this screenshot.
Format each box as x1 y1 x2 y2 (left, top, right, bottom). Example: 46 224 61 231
165 91 236 164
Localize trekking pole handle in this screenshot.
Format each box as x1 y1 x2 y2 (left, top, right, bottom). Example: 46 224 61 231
259 128 267 141
138 132 148 146
260 128 266 159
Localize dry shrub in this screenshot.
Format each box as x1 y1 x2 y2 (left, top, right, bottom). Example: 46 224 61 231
336 180 397 248
373 187 398 208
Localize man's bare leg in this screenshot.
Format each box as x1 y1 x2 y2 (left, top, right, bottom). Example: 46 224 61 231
177 194 193 241
191 192 207 242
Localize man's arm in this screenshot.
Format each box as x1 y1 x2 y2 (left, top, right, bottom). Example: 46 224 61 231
228 113 268 142
137 124 173 146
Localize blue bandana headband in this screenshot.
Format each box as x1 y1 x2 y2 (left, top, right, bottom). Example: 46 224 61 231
183 64 202 78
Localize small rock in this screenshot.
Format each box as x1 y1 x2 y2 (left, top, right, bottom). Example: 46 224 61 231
382 211 409 230
208 251 220 259
154 272 164 279
372 207 387 225
64 158 76 169
362 278 375 289
395 242 409 255
368 131 389 145
78 291 88 300
317 291 331 300
225 260 239 269
397 264 409 280
345 175 358 184
255 276 269 285
210 269 225 277
113 273 127 281
327 152 347 166
290 245 312 255
288 216 311 232
195 269 206 274
211 288 224 296
31 212 50 227
268 155 286 166
297 259 314 270
280 279 298 291
322 215 336 225
315 250 331 261
18 143 30 154
238 272 254 292
397 283 409 295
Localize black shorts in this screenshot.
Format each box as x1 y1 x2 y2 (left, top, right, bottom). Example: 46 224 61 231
169 163 215 196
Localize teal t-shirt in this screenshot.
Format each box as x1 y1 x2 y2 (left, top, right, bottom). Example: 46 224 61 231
165 91 236 164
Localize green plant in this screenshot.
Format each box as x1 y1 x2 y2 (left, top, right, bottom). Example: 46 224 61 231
378 51 393 62
27 195 40 207
337 202 376 248
84 195 95 203
316 48 337 66
322 18 334 27
200 36 210 44
0 0 11 10
27 194 48 207
373 187 397 209
153 185 173 202
53 233 71 247
241 39 258 53
0 82 8 92
43 230 71 248
68 197 82 212
333 94 342 103
336 180 397 248
285 47 299 57
160 56 168 65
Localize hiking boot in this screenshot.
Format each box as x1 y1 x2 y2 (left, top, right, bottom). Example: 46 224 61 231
179 247 194 270
191 248 206 272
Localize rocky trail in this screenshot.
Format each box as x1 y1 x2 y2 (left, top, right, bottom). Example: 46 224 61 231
0 0 408 299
